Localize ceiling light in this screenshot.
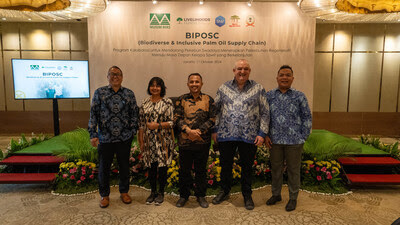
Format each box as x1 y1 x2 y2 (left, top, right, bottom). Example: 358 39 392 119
299 0 400 22
199 0 204 5
247 0 253 7
0 0 107 22
153 0 158 4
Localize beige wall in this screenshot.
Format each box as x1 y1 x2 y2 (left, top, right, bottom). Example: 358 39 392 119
0 22 90 112
313 23 400 113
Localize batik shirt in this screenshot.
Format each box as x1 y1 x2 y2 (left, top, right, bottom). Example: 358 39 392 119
267 88 312 145
174 93 216 147
214 79 269 144
88 85 139 143
139 97 174 167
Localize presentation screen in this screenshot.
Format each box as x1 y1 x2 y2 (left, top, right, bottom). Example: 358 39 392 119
12 59 90 99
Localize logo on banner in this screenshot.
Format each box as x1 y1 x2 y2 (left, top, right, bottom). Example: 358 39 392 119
30 65 39 70
215 16 225 27
246 15 255 27
229 15 240 27
150 13 171 29
176 17 211 24
177 17 183 24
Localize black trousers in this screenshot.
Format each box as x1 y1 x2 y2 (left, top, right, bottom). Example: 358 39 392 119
148 162 167 194
178 143 210 199
97 138 132 197
219 141 257 197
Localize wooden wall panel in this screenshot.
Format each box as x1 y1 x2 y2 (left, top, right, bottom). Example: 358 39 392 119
0 111 90 134
1 111 399 136
313 112 400 136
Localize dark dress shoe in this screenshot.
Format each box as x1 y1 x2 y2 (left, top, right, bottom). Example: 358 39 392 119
285 199 297 211
266 195 282 205
197 197 209 208
100 196 109 208
244 195 254 210
212 191 229 204
176 197 188 207
146 192 157 204
120 193 132 204
154 193 164 206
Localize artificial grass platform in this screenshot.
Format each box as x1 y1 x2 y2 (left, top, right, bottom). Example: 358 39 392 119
13 129 387 156
305 130 387 158
15 135 70 154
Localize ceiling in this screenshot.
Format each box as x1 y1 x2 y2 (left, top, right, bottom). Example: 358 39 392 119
110 0 299 2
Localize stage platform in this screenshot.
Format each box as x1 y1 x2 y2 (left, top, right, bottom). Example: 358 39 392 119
9 129 389 156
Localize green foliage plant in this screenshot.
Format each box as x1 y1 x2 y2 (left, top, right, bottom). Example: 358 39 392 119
53 128 98 164
1 133 49 160
359 135 400 160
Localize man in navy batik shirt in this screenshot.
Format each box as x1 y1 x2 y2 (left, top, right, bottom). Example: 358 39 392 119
265 65 312 212
88 66 139 208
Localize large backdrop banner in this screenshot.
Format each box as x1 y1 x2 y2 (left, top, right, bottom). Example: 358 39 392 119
88 1 315 106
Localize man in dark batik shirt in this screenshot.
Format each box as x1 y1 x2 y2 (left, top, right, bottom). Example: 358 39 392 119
88 66 139 208
174 73 216 208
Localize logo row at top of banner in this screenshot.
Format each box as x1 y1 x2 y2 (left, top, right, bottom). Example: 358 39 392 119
149 13 255 29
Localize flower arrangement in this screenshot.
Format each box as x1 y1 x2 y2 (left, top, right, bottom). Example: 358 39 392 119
56 160 97 189
253 145 271 178
232 162 242 180
164 145 272 190
206 147 244 188
301 159 342 189
107 143 146 183
129 144 145 178
167 159 179 188
206 157 221 187
46 128 353 194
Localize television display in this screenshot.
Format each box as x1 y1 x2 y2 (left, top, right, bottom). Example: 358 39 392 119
12 59 90 99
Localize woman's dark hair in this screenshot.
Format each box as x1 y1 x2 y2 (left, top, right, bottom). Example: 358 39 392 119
147 76 166 97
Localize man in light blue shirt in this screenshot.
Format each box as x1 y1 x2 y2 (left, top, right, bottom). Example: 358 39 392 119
212 59 269 210
265 65 312 212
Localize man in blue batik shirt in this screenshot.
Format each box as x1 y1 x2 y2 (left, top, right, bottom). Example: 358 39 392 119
88 66 139 208
265 65 312 212
212 59 269 210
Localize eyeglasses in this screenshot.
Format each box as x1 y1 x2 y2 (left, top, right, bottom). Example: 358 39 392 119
109 73 122 77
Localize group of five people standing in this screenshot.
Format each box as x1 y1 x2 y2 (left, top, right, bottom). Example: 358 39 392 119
88 59 312 212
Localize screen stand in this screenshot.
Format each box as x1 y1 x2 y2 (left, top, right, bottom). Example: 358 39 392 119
53 99 60 136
